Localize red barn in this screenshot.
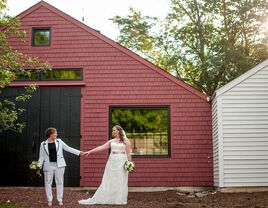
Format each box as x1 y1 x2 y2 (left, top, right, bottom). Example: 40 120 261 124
1 1 212 188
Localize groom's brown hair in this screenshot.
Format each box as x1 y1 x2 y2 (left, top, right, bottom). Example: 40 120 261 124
45 127 57 137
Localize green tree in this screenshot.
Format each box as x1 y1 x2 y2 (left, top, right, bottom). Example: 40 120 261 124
111 0 268 96
111 108 168 133
0 0 50 133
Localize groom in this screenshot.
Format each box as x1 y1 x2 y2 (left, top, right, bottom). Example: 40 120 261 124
38 127 85 206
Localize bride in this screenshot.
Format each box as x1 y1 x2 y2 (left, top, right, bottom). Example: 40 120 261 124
79 125 132 205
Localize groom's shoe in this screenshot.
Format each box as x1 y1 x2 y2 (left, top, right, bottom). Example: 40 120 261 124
59 201 63 206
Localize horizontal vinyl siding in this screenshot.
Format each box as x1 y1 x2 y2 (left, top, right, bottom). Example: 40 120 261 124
221 65 268 187
212 98 219 187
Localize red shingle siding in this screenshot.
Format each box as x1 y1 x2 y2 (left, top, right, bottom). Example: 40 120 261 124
11 2 213 187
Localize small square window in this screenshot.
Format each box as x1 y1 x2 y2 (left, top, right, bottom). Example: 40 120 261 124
32 28 51 46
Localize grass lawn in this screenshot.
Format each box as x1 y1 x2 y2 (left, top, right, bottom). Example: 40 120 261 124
0 204 20 208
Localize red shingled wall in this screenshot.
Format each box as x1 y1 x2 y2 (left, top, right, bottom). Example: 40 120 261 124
9 2 213 187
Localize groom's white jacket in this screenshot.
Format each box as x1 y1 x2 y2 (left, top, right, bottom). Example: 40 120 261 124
38 138 80 172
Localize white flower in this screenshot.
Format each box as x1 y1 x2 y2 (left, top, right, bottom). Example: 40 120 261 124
124 160 135 172
29 160 42 176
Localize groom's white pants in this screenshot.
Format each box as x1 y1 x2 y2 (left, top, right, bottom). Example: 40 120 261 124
44 162 65 203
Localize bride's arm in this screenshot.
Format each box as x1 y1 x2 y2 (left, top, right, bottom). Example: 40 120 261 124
125 139 132 161
85 140 111 155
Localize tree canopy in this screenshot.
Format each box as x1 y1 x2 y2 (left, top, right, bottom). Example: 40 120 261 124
0 0 50 133
111 108 168 133
111 0 268 96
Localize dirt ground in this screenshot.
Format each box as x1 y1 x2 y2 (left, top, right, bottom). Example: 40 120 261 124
0 187 268 208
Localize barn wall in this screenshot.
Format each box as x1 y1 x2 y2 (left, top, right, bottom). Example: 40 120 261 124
9 3 213 187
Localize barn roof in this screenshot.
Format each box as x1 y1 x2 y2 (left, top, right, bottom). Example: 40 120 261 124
17 0 208 101
214 59 268 98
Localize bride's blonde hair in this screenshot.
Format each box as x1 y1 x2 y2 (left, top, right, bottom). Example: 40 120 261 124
113 125 127 143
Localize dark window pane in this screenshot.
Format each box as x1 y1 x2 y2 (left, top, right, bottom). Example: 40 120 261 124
33 29 50 46
16 70 39 81
41 69 82 80
14 69 83 81
111 107 169 157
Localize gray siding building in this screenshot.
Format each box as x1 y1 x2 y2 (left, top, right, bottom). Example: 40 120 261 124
212 59 268 188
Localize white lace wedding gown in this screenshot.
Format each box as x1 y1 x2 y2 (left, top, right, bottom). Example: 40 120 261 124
79 141 128 205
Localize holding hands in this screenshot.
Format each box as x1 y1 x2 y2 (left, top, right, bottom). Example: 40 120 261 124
84 150 92 156
80 151 86 156
80 150 91 156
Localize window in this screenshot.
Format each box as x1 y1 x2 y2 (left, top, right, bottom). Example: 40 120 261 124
16 70 39 81
16 69 83 81
42 69 82 80
32 28 51 46
110 106 170 157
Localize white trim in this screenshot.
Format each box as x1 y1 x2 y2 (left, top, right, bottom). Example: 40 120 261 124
215 59 268 98
217 97 224 187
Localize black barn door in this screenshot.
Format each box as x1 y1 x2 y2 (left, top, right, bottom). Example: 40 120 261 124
0 87 81 187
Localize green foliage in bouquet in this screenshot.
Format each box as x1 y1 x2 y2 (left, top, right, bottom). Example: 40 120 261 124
29 160 41 177
124 160 135 172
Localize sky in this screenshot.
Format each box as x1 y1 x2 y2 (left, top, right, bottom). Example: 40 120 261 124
5 0 171 40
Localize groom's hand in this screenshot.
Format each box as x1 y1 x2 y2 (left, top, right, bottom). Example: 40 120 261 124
80 151 86 156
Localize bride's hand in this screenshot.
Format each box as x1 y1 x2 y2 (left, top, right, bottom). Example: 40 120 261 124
85 150 91 156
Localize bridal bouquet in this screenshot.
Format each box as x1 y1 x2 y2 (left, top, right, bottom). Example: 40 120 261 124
124 160 135 172
29 160 42 177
